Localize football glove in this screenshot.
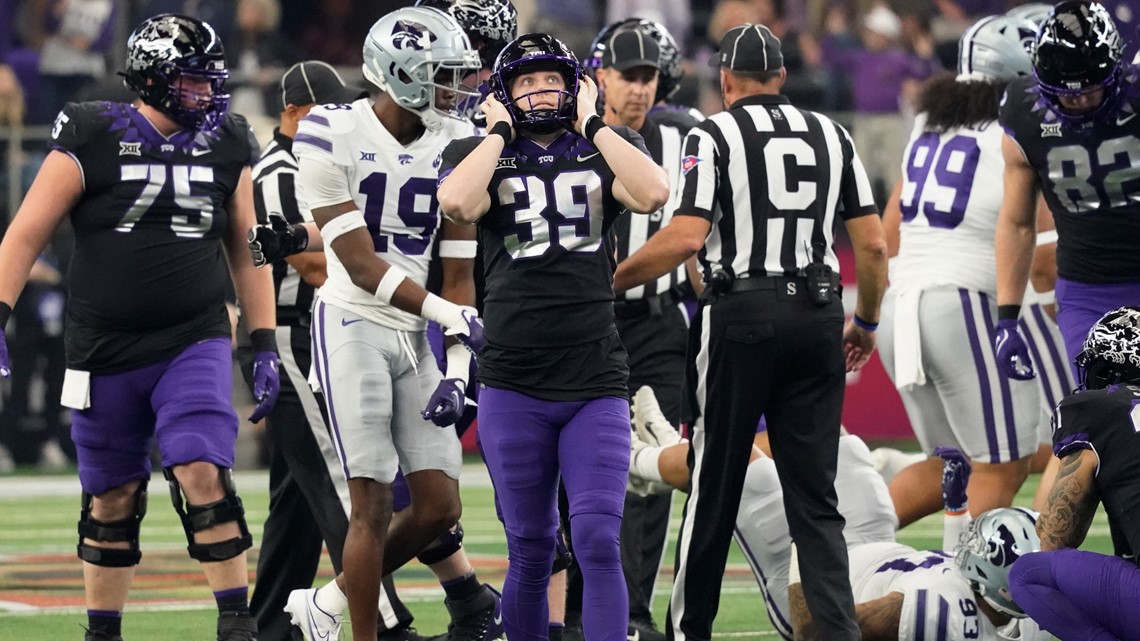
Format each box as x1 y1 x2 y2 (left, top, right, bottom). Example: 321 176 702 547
994 318 1035 380
422 378 466 427
248 213 308 268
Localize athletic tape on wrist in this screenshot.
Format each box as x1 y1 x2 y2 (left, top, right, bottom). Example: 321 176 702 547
374 266 409 304
319 210 366 246
1035 230 1058 246
439 240 478 259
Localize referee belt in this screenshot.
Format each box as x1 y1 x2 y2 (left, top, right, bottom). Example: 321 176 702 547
614 289 682 319
719 274 841 296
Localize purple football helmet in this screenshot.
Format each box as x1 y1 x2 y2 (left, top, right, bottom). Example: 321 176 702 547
490 33 580 135
1032 1 1125 126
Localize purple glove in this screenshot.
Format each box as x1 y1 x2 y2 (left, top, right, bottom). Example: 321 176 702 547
447 307 484 354
994 318 1035 380
0 330 9 378
934 446 972 513
422 378 465 427
248 351 280 423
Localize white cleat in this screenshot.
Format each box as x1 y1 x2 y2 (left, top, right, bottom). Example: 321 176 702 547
632 386 682 448
628 426 654 497
285 588 342 641
871 447 928 485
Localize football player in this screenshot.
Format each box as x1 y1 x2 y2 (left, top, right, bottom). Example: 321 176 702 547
876 15 1043 527
281 7 485 641
1009 307 1140 640
627 388 897 641
436 30 669 641
0 14 277 641
994 1 1140 381
791 508 1049 641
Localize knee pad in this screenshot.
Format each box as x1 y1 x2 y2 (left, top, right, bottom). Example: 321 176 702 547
417 521 464 566
165 466 253 562
76 481 148 568
552 524 573 574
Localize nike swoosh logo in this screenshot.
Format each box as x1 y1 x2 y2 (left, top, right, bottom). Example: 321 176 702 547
627 630 639 641
341 318 362 326
191 148 210 157
1118 112 1137 126
494 607 503 626
577 152 600 162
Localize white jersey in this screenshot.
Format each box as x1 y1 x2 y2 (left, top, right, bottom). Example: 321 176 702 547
890 113 1005 295
847 542 1050 641
735 435 897 640
294 99 476 331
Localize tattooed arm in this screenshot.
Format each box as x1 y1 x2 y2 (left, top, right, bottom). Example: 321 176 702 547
1037 449 1100 550
789 583 902 641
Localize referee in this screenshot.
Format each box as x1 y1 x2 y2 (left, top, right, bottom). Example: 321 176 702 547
612 25 888 641
243 61 421 641
595 26 699 641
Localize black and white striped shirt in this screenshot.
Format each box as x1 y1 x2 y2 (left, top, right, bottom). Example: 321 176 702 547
676 94 877 282
613 108 702 301
252 128 316 326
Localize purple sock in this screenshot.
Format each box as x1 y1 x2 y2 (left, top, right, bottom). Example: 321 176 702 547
214 586 250 616
1010 549 1140 641
87 610 121 637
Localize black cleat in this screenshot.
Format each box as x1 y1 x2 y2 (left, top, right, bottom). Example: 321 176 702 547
443 584 504 641
379 626 442 641
628 617 666 641
217 613 258 641
84 632 123 641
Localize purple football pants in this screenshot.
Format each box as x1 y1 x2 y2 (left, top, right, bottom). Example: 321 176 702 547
478 386 631 641
1055 278 1140 375
1010 549 1140 641
70 338 239 496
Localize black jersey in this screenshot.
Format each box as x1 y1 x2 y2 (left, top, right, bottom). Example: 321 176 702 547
1052 384 1140 561
49 101 259 374
438 127 649 400
999 71 1140 284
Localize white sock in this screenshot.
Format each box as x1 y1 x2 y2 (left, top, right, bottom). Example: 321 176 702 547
632 444 665 483
943 511 973 552
315 579 348 615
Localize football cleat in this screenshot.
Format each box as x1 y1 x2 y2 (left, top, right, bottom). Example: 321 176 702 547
379 626 440 641
217 613 258 641
84 632 123 641
443 583 505 641
628 617 666 641
285 588 342 641
632 386 682 448
627 425 655 497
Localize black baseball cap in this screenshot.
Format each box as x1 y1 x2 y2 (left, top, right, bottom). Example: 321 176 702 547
602 29 661 72
279 61 367 110
709 24 784 72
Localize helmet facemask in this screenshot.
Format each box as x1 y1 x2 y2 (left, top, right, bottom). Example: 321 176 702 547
491 34 581 136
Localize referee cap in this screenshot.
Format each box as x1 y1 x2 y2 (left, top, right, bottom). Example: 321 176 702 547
709 24 783 72
280 61 367 110
602 28 661 71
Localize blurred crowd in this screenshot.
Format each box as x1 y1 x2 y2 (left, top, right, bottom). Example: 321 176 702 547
0 0 1137 471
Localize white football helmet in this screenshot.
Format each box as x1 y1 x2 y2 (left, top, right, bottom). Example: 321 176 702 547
954 507 1040 618
958 14 1038 82
1006 3 1053 27
362 6 481 130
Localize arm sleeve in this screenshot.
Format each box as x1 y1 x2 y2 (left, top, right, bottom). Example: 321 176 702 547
674 125 719 221
837 123 879 220
436 137 484 186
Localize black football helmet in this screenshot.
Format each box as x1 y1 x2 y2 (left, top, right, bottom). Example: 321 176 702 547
121 14 229 132
586 19 683 103
490 33 580 134
1032 1 1124 125
415 0 517 70
1075 307 1140 390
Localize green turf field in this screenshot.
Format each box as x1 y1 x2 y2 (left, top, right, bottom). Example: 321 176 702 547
0 465 1112 640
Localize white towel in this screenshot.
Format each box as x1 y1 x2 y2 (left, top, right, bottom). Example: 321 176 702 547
892 288 926 391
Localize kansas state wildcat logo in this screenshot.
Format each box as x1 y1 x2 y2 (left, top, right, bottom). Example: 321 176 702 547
392 20 437 51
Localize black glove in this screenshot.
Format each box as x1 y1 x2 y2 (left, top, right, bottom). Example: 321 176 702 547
248 213 309 267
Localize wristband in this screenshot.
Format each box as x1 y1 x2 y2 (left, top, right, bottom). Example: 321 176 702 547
583 114 605 143
1035 289 1056 305
319 209 366 246
439 240 478 259
249 328 278 353
852 314 878 331
489 121 512 144
420 293 466 329
997 304 1021 322
1035 230 1058 246
374 266 409 304
444 343 473 387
